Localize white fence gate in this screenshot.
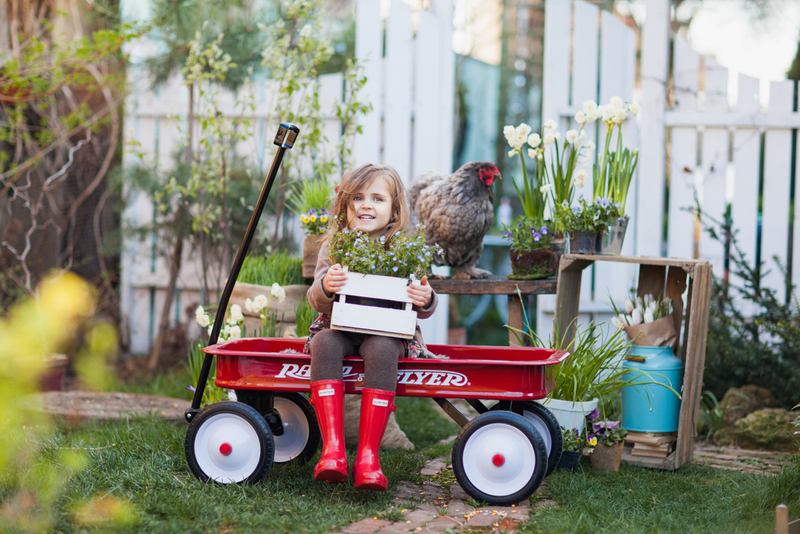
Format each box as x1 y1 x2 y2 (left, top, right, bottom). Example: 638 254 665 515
120 0 454 354
538 0 800 338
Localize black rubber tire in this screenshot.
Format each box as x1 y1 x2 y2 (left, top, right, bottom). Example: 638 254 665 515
491 401 563 478
452 411 547 505
272 392 321 465
185 401 274 485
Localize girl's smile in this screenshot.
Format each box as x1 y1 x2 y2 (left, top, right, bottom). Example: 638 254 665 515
347 177 393 239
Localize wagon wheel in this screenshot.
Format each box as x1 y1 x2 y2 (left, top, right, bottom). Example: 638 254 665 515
491 401 563 477
452 411 547 505
272 392 320 465
185 401 274 485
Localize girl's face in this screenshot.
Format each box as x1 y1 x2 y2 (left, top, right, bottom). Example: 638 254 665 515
346 176 393 239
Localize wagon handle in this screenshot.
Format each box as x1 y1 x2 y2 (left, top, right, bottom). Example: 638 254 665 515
185 123 299 423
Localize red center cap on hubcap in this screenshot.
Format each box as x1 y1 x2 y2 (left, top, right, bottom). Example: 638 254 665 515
219 443 232 456
492 454 505 467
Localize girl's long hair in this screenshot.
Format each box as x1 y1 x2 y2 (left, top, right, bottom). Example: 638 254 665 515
326 164 410 247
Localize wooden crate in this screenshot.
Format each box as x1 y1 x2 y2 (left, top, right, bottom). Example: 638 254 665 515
331 272 417 339
553 254 713 470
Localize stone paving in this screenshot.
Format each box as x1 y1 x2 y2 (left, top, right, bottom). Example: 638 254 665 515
328 457 543 534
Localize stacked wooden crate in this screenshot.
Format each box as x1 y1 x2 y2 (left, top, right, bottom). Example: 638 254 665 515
625 431 678 458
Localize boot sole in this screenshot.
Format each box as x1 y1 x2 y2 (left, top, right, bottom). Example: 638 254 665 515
354 473 387 491
314 460 348 483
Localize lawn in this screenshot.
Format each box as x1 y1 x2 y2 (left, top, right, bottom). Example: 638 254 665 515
2 368 799 533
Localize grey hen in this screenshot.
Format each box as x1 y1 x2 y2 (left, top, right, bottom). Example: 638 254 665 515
409 161 501 279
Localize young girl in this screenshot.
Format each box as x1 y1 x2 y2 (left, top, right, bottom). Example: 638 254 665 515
304 163 438 491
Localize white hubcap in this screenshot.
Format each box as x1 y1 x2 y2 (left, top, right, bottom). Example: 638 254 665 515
195 413 261 483
273 397 310 463
522 409 552 456
463 423 536 497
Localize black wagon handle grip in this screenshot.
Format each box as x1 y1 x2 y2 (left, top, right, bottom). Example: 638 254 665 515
186 123 299 422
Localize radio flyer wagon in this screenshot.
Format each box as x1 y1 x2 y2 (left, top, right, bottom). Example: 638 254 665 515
184 124 569 505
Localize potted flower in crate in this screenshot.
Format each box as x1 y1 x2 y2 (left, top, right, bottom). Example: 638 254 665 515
289 178 333 278
554 196 612 254
590 97 640 254
327 223 442 339
500 124 556 279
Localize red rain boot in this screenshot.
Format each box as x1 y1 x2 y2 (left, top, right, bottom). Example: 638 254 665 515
310 380 348 483
353 388 396 491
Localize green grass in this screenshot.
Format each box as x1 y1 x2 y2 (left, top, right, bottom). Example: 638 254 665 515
5 371 800 533
522 455 800 534
238 254 304 287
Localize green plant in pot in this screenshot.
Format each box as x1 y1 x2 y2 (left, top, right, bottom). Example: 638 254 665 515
501 123 558 279
591 97 639 254
289 178 333 278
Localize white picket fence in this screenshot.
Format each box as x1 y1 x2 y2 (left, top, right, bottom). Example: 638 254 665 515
120 0 454 354
538 0 800 339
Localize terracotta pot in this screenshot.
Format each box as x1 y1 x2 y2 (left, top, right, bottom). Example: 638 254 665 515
590 442 624 472
303 234 326 278
508 248 558 280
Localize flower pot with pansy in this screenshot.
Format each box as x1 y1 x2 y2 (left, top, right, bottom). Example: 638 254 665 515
289 179 333 277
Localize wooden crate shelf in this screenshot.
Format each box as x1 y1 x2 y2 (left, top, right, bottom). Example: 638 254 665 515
554 254 713 470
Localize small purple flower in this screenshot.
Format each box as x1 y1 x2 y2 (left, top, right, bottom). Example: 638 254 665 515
606 420 621 431
586 408 600 421
187 385 196 393
393 266 399 272
541 226 548 235
518 222 523 227
533 233 541 242
309 207 316 214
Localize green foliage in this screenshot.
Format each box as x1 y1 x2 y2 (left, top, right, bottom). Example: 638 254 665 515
327 224 442 279
294 299 317 338
187 340 227 406
554 196 617 233
289 178 334 215
562 426 593 452
702 213 800 408
238 254 304 287
502 217 551 251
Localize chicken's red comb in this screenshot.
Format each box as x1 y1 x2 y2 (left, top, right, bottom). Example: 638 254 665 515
335 185 340 193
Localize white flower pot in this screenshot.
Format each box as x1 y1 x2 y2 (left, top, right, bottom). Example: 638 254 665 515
536 397 599 433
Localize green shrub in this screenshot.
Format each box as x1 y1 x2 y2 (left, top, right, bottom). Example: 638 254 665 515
294 299 317 338
702 214 800 408
238 253 304 287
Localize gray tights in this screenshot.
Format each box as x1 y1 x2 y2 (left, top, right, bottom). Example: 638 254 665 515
309 328 403 392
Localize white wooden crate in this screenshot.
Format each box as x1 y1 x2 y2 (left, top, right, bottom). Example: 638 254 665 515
330 272 418 339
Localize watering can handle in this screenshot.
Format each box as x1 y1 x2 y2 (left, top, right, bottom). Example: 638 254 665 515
186 123 299 422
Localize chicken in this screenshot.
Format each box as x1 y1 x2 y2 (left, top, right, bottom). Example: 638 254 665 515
409 161 501 279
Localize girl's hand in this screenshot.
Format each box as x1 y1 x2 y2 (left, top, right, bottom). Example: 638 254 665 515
323 263 348 295
407 275 433 308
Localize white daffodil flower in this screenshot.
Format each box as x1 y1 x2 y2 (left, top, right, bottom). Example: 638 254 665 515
543 133 556 146
230 304 244 323
528 133 541 148
503 125 516 141
509 149 519 158
583 100 598 114
578 130 587 144
543 119 557 131
208 324 214 336
630 101 640 116
586 141 596 152
574 111 586 124
271 283 286 302
228 325 242 340
254 294 268 310
196 314 211 327
610 96 623 109
245 298 255 313
540 183 553 193
195 305 205 319
565 129 579 145
610 316 623 329
528 148 537 159
644 309 655 324
574 168 587 188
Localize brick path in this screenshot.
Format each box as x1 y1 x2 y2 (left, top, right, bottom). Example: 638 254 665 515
328 457 541 534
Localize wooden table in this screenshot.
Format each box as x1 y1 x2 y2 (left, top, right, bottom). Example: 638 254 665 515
429 275 558 346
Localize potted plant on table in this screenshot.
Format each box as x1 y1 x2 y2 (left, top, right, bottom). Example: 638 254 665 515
289 178 333 277
500 124 557 279
590 97 640 254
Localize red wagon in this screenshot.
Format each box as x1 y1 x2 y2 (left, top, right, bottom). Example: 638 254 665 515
185 337 569 505
185 124 570 505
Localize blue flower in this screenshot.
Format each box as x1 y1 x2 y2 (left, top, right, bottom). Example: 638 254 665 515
393 266 399 272
309 207 315 214
518 222 523 227
541 226 549 235
533 233 541 242
572 206 582 215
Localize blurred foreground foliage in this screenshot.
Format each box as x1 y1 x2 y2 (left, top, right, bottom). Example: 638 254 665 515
0 273 129 532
